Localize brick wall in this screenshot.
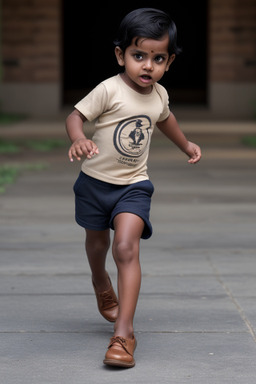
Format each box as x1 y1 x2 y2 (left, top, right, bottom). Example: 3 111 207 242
2 0 61 82
3 0 255 84
1 0 256 117
209 0 256 82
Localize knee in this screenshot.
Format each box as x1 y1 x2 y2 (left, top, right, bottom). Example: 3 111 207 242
86 234 110 255
112 240 138 265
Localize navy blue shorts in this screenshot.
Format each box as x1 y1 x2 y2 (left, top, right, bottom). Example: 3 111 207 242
73 172 154 239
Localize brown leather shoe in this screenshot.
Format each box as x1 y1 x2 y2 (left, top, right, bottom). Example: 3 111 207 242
92 275 119 323
103 335 137 368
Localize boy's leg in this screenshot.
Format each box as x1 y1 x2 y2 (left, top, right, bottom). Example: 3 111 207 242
112 212 144 338
85 229 111 291
85 229 119 322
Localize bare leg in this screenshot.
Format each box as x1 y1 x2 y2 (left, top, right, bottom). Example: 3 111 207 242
112 212 144 338
85 229 111 291
86 228 118 323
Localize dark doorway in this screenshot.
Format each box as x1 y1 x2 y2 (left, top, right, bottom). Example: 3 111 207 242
62 1 208 105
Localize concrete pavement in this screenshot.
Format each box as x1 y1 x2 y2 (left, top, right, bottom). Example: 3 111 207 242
1 120 256 383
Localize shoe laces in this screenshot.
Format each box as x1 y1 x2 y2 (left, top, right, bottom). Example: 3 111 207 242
99 291 118 309
108 336 131 355
111 336 126 345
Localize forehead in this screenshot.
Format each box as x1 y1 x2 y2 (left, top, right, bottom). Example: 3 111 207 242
131 35 169 53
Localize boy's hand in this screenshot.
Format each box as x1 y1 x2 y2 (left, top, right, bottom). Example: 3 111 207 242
68 138 99 162
185 141 202 164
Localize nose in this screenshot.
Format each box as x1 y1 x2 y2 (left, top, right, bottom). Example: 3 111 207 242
143 59 153 71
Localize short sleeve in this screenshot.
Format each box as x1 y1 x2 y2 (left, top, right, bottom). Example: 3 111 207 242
74 83 108 121
155 83 170 122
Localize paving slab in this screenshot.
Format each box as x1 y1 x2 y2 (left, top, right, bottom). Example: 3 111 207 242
1 333 256 384
1 121 256 383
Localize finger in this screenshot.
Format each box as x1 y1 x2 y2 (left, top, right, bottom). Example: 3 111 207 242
74 146 85 157
194 150 202 163
73 154 81 161
68 149 74 162
74 144 90 160
70 149 81 161
83 141 94 153
86 150 96 159
86 144 99 157
188 153 201 164
91 143 99 154
86 144 99 159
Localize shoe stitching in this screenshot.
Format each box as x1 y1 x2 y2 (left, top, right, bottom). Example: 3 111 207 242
108 336 132 356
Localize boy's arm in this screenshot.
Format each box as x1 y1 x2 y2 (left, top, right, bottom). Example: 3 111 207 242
66 109 99 162
156 112 201 164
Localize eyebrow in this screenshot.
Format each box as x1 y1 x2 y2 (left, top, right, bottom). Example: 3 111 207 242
130 49 168 57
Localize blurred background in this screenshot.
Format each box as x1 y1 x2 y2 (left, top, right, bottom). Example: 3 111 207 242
1 0 256 120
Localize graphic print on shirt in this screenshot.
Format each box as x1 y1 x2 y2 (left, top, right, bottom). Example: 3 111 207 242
113 115 151 159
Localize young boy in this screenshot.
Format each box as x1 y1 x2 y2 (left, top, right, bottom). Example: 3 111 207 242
66 8 201 368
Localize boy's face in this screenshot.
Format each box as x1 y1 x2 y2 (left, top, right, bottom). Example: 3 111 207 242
115 34 175 94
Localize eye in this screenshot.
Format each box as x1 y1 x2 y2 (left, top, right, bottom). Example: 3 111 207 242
154 55 165 64
134 53 143 61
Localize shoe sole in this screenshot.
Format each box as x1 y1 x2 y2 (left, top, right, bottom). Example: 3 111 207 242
103 358 135 368
103 315 117 323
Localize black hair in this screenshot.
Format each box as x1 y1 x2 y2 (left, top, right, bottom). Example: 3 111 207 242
113 8 181 56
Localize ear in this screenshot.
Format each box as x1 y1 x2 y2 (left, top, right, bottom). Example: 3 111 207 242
165 54 176 72
115 46 125 67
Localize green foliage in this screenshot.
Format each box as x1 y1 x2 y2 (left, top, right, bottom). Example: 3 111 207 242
26 139 67 151
0 163 47 194
0 139 20 153
0 113 27 124
0 137 63 193
242 136 256 148
0 138 67 153
0 165 19 193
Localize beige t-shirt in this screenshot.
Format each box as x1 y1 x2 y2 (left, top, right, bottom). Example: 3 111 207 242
75 74 170 185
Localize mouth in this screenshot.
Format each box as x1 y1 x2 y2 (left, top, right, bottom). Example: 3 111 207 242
140 75 152 83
